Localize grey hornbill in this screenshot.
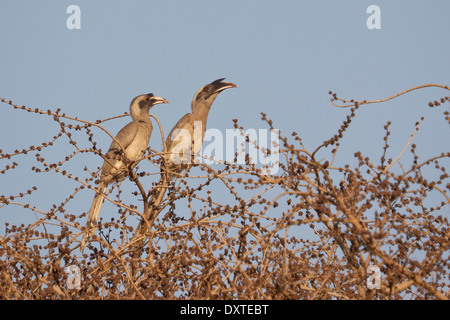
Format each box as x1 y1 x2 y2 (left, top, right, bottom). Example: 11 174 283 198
132 79 237 256
80 93 169 252
164 78 238 180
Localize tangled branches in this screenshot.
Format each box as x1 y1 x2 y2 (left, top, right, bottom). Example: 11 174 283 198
0 85 449 299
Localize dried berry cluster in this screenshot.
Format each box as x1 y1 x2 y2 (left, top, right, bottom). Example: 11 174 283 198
0 87 449 300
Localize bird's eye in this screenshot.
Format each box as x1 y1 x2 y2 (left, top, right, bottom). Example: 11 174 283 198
202 87 209 93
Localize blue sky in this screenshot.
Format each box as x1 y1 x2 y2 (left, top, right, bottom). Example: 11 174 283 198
1 1 449 238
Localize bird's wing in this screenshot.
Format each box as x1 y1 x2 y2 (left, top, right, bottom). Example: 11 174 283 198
106 121 139 157
165 113 193 152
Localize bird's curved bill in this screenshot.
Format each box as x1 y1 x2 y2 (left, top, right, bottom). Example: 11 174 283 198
212 79 238 93
153 97 170 105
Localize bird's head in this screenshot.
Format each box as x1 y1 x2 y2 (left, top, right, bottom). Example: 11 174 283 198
130 93 169 121
191 78 237 111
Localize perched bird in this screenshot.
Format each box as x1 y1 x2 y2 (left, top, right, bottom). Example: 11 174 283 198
163 78 238 180
80 93 169 252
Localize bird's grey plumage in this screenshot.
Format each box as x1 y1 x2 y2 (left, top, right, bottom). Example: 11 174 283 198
163 78 238 179
80 93 169 252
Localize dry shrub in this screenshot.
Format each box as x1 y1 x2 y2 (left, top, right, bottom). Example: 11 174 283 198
0 84 449 300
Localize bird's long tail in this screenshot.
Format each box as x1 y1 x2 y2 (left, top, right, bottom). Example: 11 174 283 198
134 175 167 235
80 182 107 252
131 171 172 260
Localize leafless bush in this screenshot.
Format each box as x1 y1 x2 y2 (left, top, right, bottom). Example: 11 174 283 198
0 84 449 300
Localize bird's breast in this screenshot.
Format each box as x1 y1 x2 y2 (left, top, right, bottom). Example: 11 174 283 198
125 124 152 161
168 127 203 164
